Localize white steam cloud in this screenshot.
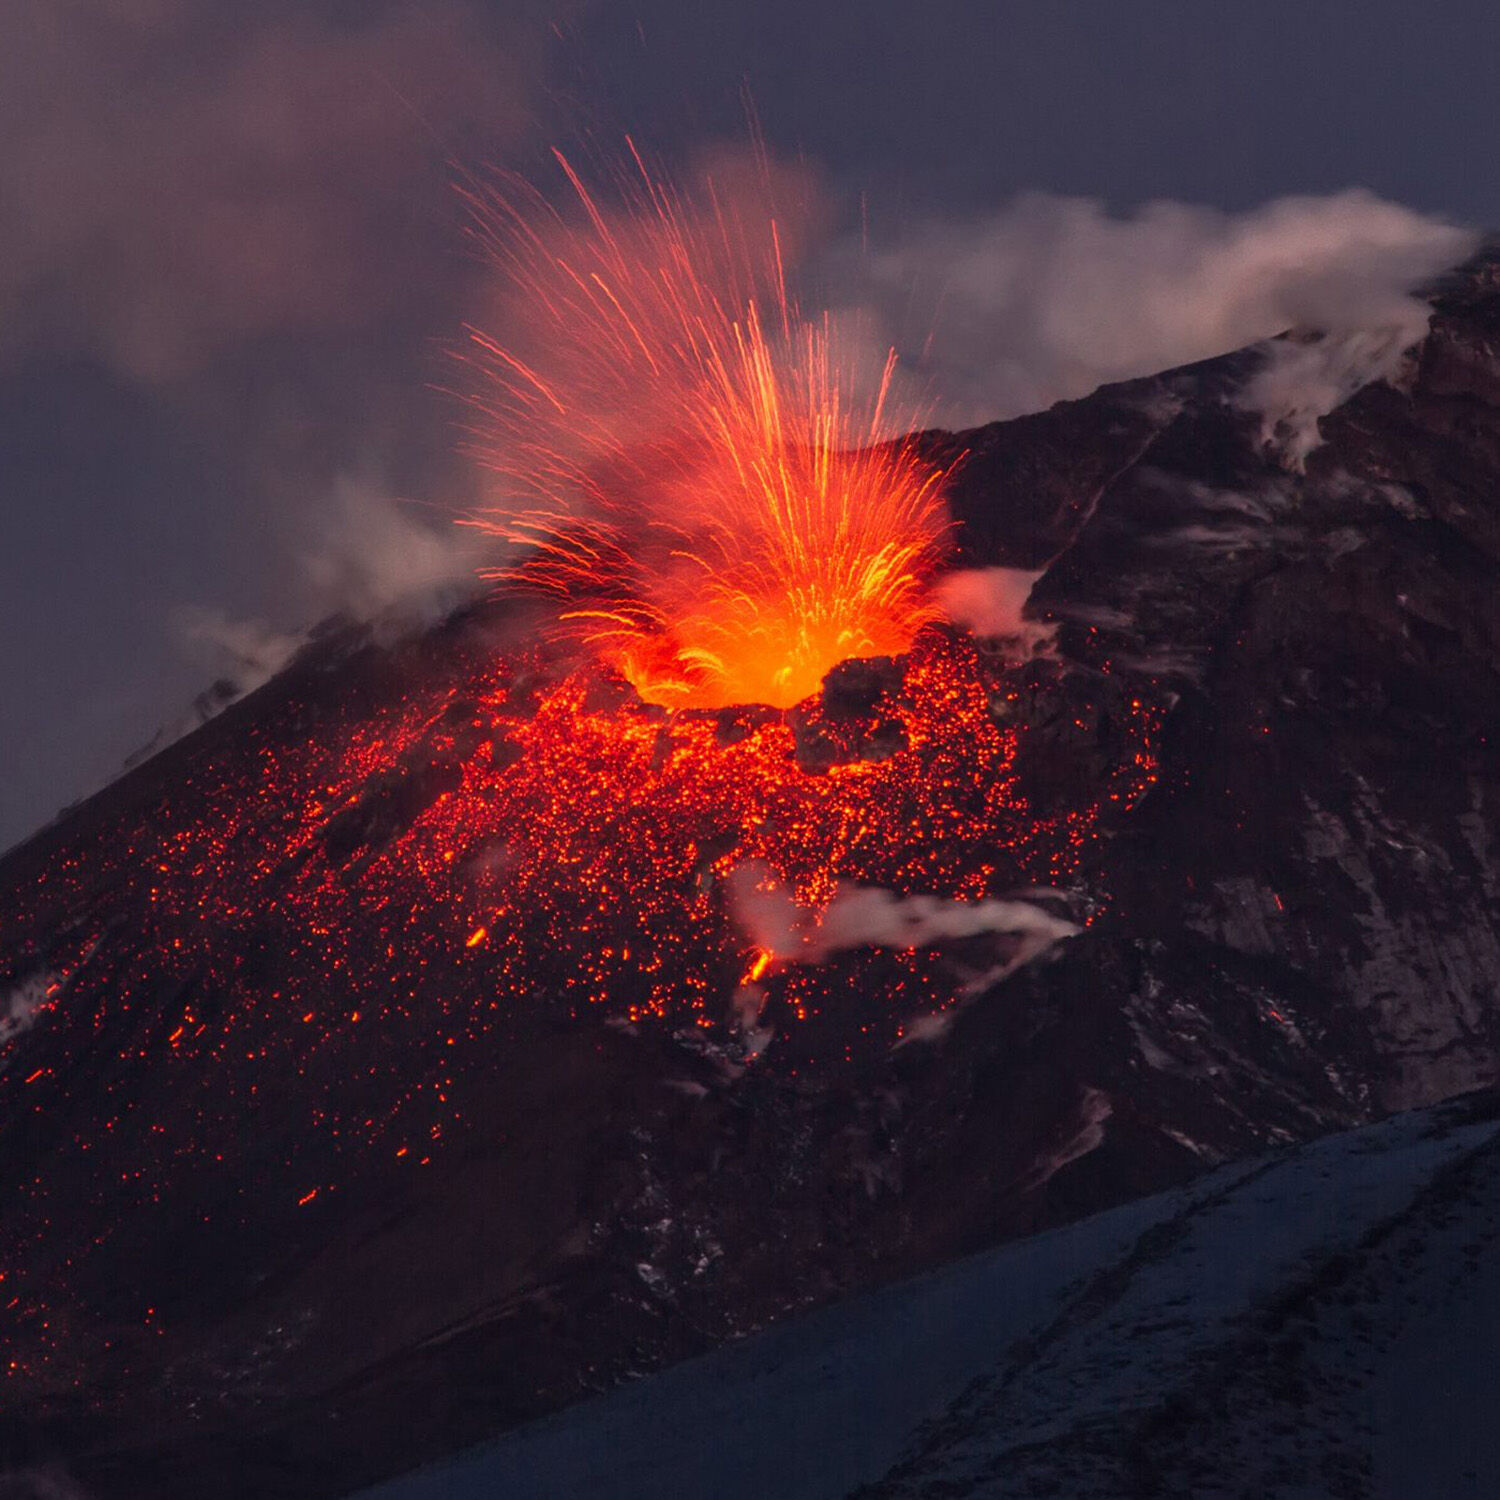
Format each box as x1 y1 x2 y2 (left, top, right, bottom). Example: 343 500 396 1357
728 867 1079 1053
0 0 553 842
1 973 56 1049
1236 324 1426 469
172 484 487 695
730 864 1078 972
154 485 488 742
300 482 490 624
175 607 305 695
934 567 1051 650
833 190 1476 427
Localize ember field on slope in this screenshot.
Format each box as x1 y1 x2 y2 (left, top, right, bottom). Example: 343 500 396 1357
0 611 1158 1394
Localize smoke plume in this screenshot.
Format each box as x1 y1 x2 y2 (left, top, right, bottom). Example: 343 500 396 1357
0 0 540 381
934 567 1051 650
730 864 1079 969
0 974 55 1049
175 607 304 693
0 0 555 847
300 482 491 623
830 190 1475 427
1236 324 1426 469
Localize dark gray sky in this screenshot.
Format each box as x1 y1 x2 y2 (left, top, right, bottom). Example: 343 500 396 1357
3 0 1498 850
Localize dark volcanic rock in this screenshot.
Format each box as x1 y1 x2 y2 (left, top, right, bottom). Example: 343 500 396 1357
788 656 910 771
3 253 1500 1498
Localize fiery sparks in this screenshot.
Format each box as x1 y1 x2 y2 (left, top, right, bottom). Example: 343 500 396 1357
457 145 951 709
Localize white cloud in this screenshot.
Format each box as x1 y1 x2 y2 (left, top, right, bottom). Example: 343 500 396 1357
0 0 539 380
934 567 1051 649
175 606 304 694
300 481 489 623
1 973 56 1048
1236 323 1425 469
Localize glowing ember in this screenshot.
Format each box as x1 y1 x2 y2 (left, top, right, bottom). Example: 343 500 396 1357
0 606 1162 1389
458 145 951 709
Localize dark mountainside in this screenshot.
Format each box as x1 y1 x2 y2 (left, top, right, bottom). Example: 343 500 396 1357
351 1086 1500 1500
2 251 1498 1498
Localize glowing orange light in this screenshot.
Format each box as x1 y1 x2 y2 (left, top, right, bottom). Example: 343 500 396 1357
460 144 952 709
0 151 1168 1391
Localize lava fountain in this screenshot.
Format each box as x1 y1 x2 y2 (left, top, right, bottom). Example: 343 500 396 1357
0 146 1169 1398
457 144 952 709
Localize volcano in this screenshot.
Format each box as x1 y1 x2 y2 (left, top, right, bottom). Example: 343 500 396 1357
3 249 1499 1499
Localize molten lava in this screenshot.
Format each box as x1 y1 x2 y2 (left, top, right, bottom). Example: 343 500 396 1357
458 145 951 709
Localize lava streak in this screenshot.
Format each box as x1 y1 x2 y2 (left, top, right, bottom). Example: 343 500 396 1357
458 145 951 709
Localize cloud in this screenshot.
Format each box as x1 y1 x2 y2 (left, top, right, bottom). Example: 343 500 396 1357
169 482 489 697
728 866 1079 1052
300 481 490 623
1235 324 1425 469
123 484 490 772
0 0 542 381
1 973 56 1049
815 884 1079 968
828 190 1476 427
175 606 304 692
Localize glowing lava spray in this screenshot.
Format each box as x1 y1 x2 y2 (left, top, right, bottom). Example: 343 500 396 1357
459 144 952 709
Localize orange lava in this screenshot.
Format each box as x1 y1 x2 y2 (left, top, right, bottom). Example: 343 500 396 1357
457 145 951 709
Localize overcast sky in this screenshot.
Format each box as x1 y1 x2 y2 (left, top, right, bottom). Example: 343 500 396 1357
3 0 1498 850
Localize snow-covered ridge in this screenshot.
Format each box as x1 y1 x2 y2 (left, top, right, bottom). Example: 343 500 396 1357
357 1088 1500 1500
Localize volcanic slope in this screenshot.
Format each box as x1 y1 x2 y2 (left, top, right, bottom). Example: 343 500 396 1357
2 249 1499 1497
354 1086 1500 1500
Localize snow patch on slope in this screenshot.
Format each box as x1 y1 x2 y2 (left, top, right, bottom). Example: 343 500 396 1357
355 1093 1500 1500
0 973 55 1049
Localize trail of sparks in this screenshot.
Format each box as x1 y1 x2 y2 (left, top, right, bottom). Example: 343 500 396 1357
457 145 952 709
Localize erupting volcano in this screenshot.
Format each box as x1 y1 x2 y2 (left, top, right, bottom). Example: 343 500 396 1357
0 149 1168 1444
4 140 1499 1500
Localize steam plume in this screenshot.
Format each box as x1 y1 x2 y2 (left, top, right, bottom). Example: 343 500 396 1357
0 974 55 1049
0 0 539 380
730 864 1078 968
934 567 1051 650
831 190 1475 427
